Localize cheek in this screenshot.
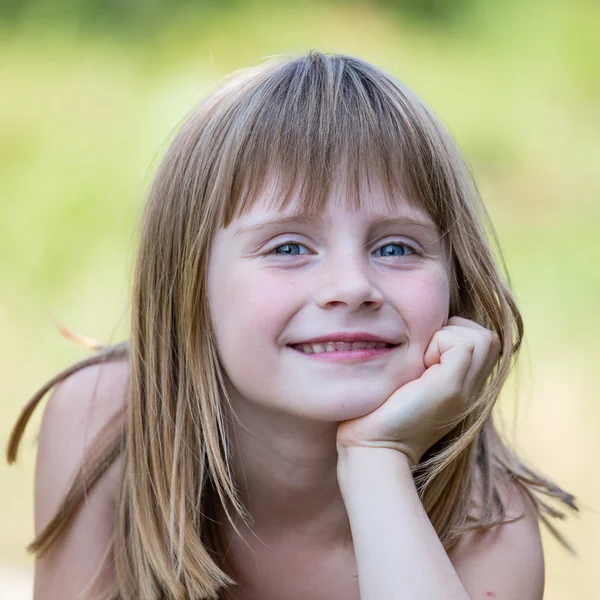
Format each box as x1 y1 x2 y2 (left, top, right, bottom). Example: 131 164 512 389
399 271 450 345
218 268 298 346
212 269 299 397
384 272 450 388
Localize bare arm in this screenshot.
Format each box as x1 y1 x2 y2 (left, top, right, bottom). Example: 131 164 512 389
32 360 127 600
337 446 544 600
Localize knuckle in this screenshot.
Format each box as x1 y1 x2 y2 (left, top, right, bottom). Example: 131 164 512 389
461 338 476 352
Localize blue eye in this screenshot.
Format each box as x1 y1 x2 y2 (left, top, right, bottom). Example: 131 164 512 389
267 241 418 257
374 243 417 257
270 242 308 255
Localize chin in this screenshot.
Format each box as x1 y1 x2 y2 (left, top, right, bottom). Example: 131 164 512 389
284 387 392 422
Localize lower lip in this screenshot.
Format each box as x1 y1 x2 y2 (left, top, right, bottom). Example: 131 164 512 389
287 345 398 363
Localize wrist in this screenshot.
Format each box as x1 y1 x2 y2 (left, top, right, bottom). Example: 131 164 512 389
336 445 413 490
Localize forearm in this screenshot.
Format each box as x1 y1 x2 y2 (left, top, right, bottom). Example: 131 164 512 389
337 446 471 600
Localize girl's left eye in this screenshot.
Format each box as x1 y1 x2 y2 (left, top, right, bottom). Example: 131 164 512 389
373 242 418 258
266 241 418 257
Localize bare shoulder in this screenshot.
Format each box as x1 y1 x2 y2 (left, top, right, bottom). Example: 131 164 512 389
33 355 129 599
448 469 545 600
36 356 129 512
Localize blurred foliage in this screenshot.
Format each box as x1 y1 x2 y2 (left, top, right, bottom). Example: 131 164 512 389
1 0 222 35
378 0 478 23
0 0 482 34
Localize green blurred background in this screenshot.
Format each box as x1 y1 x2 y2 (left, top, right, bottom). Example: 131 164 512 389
1 0 598 597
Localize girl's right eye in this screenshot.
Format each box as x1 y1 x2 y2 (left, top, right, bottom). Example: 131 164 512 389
267 241 308 256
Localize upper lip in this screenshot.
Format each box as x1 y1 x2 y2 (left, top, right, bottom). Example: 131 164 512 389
288 332 401 346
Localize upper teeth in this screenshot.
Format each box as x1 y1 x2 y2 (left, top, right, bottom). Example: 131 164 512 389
293 341 388 354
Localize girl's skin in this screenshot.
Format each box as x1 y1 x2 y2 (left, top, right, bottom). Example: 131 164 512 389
207 177 542 598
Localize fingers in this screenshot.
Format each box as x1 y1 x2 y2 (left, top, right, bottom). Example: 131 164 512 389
422 330 475 401
424 317 501 399
443 317 501 394
446 317 501 352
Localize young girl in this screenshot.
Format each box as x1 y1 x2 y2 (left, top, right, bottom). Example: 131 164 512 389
7 51 577 600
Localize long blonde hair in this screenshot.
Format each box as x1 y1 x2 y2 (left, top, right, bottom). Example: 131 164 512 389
7 51 577 600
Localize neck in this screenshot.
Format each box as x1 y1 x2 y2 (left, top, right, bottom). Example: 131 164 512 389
217 392 352 551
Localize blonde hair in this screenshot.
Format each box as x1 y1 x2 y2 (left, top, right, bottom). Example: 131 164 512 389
7 51 577 600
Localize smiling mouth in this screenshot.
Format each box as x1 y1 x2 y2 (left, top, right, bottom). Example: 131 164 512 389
288 341 398 355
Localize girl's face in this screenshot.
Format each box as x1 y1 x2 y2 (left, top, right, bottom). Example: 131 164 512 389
207 180 450 422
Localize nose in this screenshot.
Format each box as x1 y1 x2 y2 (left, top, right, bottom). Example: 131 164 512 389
315 251 384 312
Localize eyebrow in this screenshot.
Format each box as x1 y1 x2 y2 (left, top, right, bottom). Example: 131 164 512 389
234 214 322 235
234 213 438 236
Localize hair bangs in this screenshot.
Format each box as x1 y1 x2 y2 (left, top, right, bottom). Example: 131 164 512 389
217 53 442 229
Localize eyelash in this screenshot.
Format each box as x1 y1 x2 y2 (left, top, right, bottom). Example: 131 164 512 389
266 240 420 258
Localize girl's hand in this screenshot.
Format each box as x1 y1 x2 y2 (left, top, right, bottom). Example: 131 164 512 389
336 317 501 467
